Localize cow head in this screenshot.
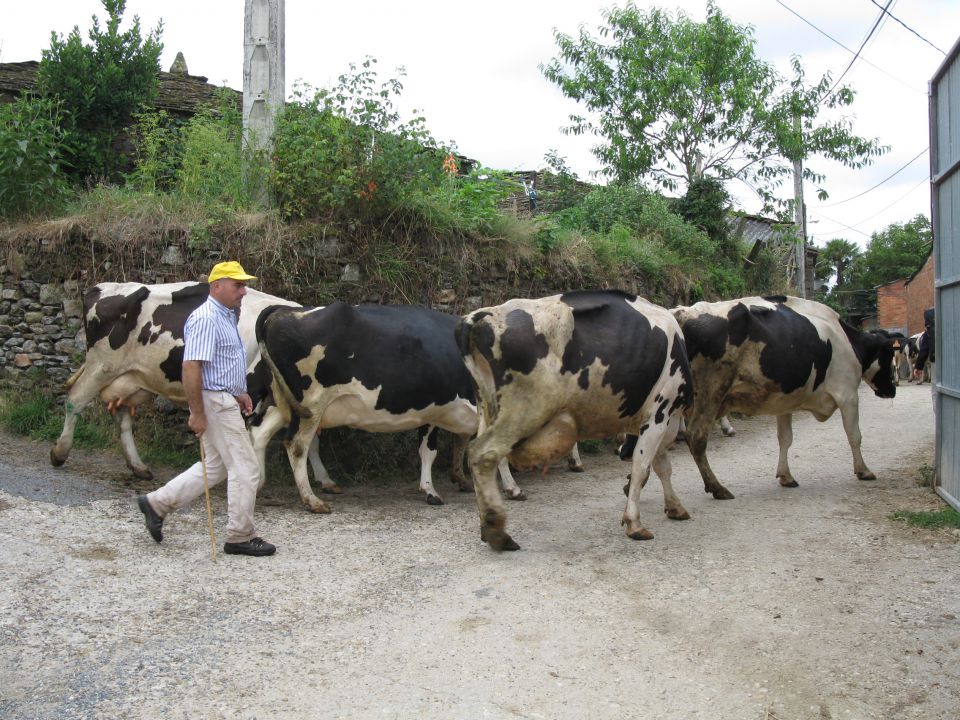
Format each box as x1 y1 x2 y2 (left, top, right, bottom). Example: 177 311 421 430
858 330 901 399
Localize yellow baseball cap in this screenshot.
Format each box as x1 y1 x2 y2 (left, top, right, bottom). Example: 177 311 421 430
208 260 256 283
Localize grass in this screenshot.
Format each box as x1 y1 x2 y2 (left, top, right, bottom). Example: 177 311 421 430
0 385 112 448
891 507 960 530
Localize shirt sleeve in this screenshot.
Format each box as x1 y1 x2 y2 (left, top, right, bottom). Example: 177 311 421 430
183 314 216 363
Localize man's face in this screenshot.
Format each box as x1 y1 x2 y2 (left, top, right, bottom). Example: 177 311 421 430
210 278 247 309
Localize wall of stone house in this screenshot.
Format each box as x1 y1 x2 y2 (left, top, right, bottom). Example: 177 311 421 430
877 279 908 332
905 254 935 336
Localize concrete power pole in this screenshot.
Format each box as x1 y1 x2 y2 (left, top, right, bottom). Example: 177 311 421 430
792 116 807 299
243 0 285 203
793 157 807 299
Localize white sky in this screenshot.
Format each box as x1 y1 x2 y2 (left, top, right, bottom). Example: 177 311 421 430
2 1 957 248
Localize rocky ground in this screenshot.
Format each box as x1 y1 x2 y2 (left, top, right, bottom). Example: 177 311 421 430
0 381 958 720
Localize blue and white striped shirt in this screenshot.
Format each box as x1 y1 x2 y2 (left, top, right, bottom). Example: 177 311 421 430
183 296 247 395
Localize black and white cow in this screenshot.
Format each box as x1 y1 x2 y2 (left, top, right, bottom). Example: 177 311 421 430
456 289 694 551
669 295 899 500
253 302 519 513
50 282 300 478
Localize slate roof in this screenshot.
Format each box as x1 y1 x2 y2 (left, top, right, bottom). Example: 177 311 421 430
0 60 240 115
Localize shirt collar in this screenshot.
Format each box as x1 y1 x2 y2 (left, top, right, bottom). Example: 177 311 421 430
208 295 239 319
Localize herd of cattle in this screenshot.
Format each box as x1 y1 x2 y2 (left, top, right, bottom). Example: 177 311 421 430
48 282 902 551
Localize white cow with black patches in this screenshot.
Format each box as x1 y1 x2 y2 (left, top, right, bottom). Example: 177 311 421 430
456 289 694 551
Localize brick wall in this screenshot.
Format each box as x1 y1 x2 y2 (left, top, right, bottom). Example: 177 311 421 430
905 254 935 335
877 279 908 332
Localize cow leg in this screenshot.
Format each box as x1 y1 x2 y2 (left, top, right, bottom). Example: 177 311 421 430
719 415 736 437
653 418 689 521
450 433 472 491
250 405 288 492
50 366 106 468
622 422 674 540
117 407 152 479
306 435 342 494
685 412 735 500
567 442 584 472
417 426 444 505
497 458 524 500
467 433 520 552
284 417 331 513
838 400 875 480
775 413 799 487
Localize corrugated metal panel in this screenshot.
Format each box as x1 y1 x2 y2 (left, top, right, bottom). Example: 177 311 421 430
930 38 960 510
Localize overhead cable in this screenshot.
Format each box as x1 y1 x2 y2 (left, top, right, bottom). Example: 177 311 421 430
817 147 927 207
868 0 946 55
772 0 923 93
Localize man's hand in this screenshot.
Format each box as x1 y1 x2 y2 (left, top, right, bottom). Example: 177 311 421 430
236 393 254 416
188 410 207 437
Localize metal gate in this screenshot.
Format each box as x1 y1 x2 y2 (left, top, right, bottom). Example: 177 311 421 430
930 38 960 509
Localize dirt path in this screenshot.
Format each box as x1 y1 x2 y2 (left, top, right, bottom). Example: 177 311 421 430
1 382 958 720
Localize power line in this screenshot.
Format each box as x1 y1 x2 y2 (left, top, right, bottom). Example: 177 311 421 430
817 147 927 207
868 0 946 55
823 0 894 99
772 0 923 94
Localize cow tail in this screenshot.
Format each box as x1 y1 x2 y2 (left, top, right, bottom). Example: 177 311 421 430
455 316 499 421
64 363 86 390
256 306 313 419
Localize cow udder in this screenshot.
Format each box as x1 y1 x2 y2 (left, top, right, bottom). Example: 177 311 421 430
507 411 578 471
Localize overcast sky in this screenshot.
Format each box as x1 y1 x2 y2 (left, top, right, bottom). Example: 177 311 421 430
2 1 957 248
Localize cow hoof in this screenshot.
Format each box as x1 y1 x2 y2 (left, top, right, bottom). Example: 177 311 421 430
505 490 527 501
722 429 736 437
778 476 799 488
856 471 877 481
567 461 585 473
131 466 154 481
426 493 444 506
50 450 66 467
321 483 344 495
627 527 655 541
483 527 520 551
710 486 735 500
665 508 690 521
306 500 332 514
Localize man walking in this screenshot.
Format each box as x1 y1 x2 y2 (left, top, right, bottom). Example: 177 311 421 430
137 261 276 557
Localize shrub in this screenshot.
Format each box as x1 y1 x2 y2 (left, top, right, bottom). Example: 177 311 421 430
271 59 447 225
36 0 164 183
0 96 72 219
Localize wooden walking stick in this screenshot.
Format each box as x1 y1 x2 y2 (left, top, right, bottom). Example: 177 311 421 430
199 435 217 561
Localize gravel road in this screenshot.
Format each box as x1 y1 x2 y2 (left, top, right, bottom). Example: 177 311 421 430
1 381 958 720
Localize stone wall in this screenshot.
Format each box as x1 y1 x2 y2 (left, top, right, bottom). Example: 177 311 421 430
0 227 655 391
1 252 84 384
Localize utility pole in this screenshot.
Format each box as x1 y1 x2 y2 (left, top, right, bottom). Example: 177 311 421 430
792 116 807 299
243 0 285 203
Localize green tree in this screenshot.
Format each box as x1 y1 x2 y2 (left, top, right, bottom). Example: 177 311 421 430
815 238 861 289
849 215 932 290
671 176 735 259
541 2 884 212
37 0 163 182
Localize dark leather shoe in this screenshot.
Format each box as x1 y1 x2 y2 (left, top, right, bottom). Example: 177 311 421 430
137 495 163 543
223 537 276 557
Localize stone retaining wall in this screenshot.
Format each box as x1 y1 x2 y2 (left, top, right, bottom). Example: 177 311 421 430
1 258 84 384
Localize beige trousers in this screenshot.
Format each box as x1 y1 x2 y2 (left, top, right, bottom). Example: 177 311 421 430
148 391 261 544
